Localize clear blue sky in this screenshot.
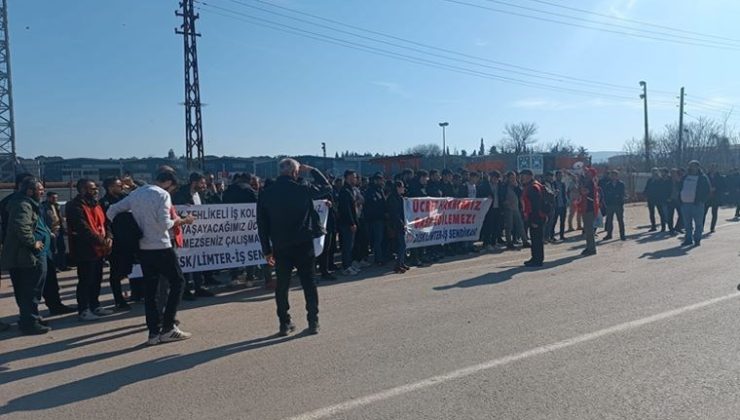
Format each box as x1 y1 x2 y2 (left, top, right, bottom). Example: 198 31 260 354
10 0 740 159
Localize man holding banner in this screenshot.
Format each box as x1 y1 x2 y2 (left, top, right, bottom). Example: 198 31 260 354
257 158 331 336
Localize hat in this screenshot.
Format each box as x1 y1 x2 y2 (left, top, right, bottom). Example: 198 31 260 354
520 169 534 176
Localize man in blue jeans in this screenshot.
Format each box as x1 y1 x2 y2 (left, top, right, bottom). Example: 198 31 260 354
338 170 359 275
680 160 711 247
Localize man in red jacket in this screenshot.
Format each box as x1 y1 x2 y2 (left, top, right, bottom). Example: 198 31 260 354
520 170 546 267
66 179 113 321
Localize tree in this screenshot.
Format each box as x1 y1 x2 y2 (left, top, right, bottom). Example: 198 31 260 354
460 149 468 157
488 145 498 155
479 138 485 156
446 146 451 156
335 152 339 159
501 122 538 154
404 143 442 157
471 150 477 157
545 137 576 156
577 146 589 158
167 149 176 160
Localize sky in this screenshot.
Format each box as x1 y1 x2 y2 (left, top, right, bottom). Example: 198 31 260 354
10 0 740 159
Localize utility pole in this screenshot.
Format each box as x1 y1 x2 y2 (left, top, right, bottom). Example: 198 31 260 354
678 87 685 166
0 0 16 182
439 122 449 169
176 0 205 171
639 81 649 169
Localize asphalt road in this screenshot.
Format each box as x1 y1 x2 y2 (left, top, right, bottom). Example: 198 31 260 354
1 204 739 420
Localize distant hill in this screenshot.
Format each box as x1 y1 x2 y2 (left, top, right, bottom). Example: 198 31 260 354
590 151 621 163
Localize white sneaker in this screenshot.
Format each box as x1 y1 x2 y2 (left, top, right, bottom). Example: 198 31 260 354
79 309 100 322
93 307 114 316
159 326 192 343
342 268 357 276
145 334 161 346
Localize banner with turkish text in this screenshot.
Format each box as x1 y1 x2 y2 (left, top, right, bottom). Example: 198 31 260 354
403 197 491 249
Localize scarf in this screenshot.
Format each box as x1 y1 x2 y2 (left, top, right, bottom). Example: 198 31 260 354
170 205 183 248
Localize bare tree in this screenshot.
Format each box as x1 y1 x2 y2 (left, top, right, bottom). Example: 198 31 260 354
501 122 538 154
404 143 442 157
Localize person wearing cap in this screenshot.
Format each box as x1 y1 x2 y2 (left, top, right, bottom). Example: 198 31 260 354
679 160 711 246
520 169 546 267
579 167 600 256
107 169 197 346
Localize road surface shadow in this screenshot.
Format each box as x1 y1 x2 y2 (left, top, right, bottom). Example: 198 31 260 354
638 245 691 260
0 333 305 414
433 254 582 290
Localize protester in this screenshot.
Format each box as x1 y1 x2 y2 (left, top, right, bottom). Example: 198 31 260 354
172 172 215 299
39 191 75 314
256 158 330 336
520 170 546 267
478 170 502 251
364 173 387 266
1 178 53 334
680 160 711 247
566 172 583 232
387 180 409 273
643 168 666 232
580 168 599 256
107 169 196 345
338 170 360 276
502 171 529 250
99 176 132 310
664 168 684 235
704 163 724 233
551 171 568 242
602 170 626 241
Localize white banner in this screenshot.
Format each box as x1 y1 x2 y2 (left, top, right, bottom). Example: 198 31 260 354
403 197 491 249
130 201 329 276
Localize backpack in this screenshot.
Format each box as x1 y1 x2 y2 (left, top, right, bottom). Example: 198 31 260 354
541 183 556 214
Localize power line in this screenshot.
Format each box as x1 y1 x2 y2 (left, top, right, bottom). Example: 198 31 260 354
200 1 634 100
196 3 641 100
520 0 740 44
442 0 740 51
482 0 740 48
207 0 658 95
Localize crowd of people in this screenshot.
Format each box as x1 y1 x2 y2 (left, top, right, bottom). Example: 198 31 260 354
1 158 738 343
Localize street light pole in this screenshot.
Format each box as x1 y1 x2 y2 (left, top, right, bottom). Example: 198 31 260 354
639 81 650 170
439 122 449 169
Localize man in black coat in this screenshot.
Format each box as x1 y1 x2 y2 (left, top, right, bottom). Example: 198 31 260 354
257 158 331 336
222 173 258 204
643 168 665 231
602 170 626 241
337 170 360 275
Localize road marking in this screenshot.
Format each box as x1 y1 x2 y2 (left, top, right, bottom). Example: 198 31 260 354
284 292 740 420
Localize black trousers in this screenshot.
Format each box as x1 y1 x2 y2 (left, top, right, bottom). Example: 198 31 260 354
43 257 64 308
10 258 47 329
139 248 184 335
274 241 319 326
551 207 567 239
528 222 545 263
318 228 337 274
76 259 104 314
648 200 665 229
704 201 719 231
605 205 626 238
481 208 501 246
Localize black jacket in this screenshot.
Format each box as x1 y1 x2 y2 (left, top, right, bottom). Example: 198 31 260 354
222 182 258 204
426 181 443 198
407 179 427 198
172 186 203 206
257 169 330 255
643 177 663 201
602 180 626 207
363 184 387 222
66 195 110 262
387 192 405 230
337 184 358 227
439 181 456 198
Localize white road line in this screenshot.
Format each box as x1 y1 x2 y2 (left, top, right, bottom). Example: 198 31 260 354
284 292 740 420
